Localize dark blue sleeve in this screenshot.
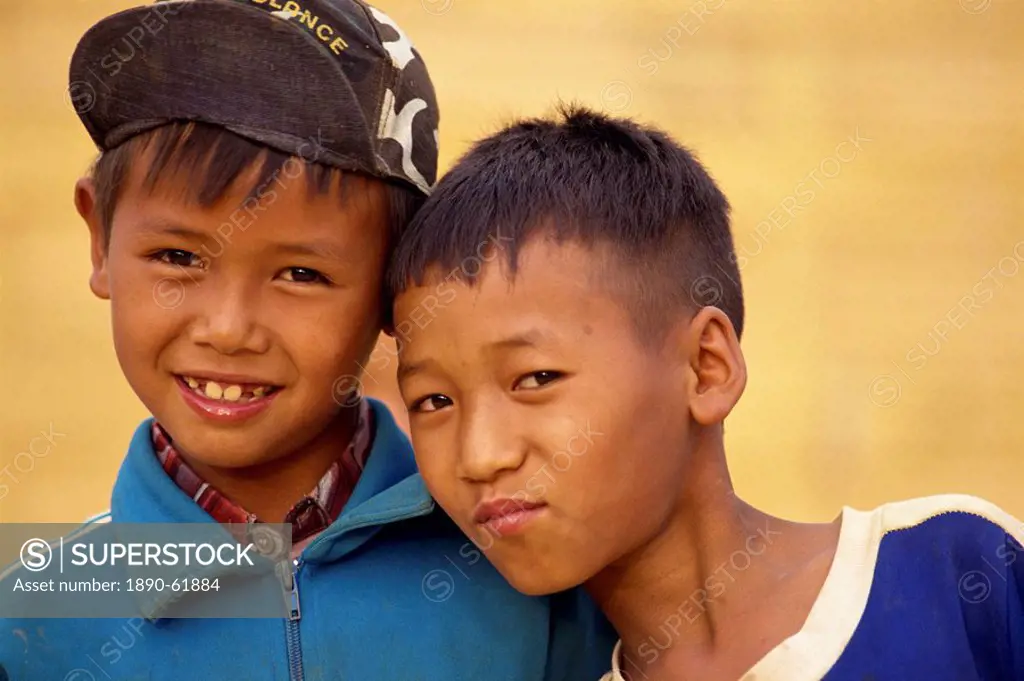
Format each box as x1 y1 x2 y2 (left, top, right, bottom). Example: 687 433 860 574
957 520 1024 679
1006 531 1024 678
542 587 617 681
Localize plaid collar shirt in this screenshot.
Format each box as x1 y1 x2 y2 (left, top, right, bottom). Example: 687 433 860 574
151 400 374 547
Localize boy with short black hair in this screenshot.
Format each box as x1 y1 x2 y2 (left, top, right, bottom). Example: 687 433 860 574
0 4 614 679
388 104 1024 681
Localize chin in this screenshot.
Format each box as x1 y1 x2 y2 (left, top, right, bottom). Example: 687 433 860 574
497 557 588 597
159 421 277 469
507 576 566 597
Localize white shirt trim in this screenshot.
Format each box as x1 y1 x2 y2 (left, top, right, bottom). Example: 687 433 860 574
600 494 1022 681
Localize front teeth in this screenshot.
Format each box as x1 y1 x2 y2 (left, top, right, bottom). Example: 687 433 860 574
184 377 273 403
205 382 224 400
202 381 241 401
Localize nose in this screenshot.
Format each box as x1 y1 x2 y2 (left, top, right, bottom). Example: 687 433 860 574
189 281 269 356
457 401 528 483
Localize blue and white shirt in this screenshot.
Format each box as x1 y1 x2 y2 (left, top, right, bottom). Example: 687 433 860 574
603 495 1024 681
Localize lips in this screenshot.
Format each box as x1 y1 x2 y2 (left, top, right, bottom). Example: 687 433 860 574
174 373 283 423
473 498 548 537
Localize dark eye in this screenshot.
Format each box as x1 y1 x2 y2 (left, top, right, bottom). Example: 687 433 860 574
280 267 330 285
153 249 204 269
409 394 453 413
513 371 563 390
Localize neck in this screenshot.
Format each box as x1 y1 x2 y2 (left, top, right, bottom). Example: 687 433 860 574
183 408 358 522
584 428 830 679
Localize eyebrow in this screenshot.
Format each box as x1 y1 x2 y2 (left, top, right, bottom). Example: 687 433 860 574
486 330 549 353
135 219 208 241
397 358 434 383
396 329 554 383
274 241 351 263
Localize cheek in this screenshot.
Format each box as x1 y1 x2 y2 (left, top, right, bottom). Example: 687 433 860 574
411 433 449 485
276 299 380 374
554 380 682 519
108 265 180 362
604 413 687 538
410 431 467 509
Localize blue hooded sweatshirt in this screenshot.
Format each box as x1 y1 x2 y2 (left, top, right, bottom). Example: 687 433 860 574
0 400 616 680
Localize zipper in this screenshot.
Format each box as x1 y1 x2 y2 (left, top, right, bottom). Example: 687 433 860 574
280 501 434 681
285 558 304 681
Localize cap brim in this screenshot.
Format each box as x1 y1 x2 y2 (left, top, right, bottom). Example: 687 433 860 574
69 0 376 174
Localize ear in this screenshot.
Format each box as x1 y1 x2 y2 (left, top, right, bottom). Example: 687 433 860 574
683 306 747 426
74 177 110 300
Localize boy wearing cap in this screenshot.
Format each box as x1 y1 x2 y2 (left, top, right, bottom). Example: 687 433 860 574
0 2 613 679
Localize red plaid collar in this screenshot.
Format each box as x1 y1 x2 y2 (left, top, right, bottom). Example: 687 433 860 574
151 400 374 544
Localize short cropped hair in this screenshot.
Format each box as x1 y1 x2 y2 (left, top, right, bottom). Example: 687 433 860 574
386 104 745 342
89 120 424 249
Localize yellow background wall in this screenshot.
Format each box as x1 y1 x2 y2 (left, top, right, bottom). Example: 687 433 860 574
2 1 1022 523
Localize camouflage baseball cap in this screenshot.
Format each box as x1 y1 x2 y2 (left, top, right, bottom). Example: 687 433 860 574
69 0 439 195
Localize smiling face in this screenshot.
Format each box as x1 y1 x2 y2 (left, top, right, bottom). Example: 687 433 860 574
394 237 697 595
77 150 389 471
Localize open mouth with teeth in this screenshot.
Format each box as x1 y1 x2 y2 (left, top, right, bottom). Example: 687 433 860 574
176 376 281 403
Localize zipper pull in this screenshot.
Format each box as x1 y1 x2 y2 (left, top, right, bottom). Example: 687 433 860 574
289 559 301 621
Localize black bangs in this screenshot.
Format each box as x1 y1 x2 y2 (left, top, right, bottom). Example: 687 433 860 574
89 120 423 250
386 103 745 340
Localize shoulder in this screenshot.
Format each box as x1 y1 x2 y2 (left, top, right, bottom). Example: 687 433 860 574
0 511 114 617
0 510 112 584
859 494 1024 614
0 512 118 676
870 493 1022 557
873 493 1020 530
82 509 113 525
779 495 1024 679
0 517 114 676
844 495 1024 676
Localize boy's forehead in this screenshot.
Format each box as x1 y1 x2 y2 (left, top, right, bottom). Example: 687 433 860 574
119 137 385 217
394 235 678 360
398 241 622 333
416 234 610 285
112 155 388 254
397 240 631 333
